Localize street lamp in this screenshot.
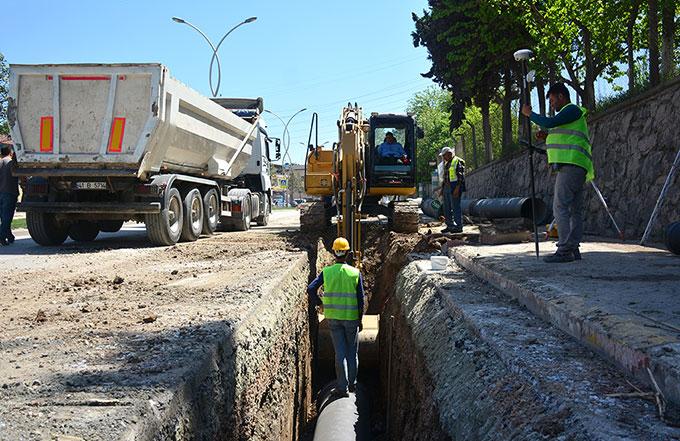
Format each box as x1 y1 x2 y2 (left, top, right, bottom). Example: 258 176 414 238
172 16 257 97
264 108 307 165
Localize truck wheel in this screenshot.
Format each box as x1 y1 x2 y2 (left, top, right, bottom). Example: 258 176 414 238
235 197 251 231
145 187 183 246
68 221 100 242
256 194 270 226
26 212 69 246
180 188 203 241
202 189 219 235
98 220 124 233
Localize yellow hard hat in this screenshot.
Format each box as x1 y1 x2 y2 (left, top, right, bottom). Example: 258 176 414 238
332 237 350 251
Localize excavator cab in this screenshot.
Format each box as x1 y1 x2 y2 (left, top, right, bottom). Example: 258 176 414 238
366 114 419 197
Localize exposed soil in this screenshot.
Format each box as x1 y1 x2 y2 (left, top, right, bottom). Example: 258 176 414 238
0 211 315 440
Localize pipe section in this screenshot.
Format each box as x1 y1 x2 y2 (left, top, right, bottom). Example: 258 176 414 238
462 197 547 225
313 383 371 441
666 221 680 255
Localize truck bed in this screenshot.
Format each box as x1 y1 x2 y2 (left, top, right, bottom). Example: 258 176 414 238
9 63 257 180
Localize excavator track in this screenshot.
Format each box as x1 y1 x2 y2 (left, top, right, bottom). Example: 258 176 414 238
391 201 420 233
299 202 328 232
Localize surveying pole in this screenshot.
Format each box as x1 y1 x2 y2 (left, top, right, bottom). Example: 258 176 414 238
514 49 540 259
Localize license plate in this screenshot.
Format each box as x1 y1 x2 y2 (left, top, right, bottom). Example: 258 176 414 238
75 181 107 190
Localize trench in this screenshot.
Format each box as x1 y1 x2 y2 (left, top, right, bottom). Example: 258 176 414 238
165 222 675 440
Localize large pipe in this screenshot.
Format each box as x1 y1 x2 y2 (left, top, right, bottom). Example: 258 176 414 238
462 197 548 225
666 221 680 255
313 383 371 440
420 197 442 219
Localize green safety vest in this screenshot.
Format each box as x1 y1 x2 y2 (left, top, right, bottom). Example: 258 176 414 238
322 263 361 321
545 104 595 182
448 156 464 182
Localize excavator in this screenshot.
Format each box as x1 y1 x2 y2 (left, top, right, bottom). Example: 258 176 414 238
301 103 422 268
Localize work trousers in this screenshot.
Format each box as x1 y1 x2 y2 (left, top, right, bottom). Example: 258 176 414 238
553 165 586 253
327 318 360 392
0 192 17 241
442 183 462 229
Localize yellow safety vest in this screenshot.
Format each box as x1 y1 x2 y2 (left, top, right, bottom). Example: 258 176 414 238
322 263 360 321
545 104 595 181
448 156 464 183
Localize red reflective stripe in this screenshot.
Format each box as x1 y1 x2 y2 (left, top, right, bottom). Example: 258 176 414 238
39 117 54 152
107 117 126 153
46 75 53 80
61 76 110 81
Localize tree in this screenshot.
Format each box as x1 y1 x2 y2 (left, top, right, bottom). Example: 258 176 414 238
660 0 678 80
649 0 661 85
0 53 9 136
501 0 630 110
406 86 454 182
413 0 530 160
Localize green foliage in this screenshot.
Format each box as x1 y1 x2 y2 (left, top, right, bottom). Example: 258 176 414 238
406 86 454 182
455 100 519 170
0 53 8 136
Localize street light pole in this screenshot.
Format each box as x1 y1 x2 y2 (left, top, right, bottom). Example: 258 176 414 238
264 108 307 165
172 16 257 97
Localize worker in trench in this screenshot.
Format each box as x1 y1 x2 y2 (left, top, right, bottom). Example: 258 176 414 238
521 82 595 263
307 237 365 397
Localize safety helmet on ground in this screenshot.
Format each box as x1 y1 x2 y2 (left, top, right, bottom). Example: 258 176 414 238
332 237 350 252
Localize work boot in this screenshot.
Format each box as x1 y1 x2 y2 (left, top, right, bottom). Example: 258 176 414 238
348 383 356 393
450 226 463 233
543 252 575 263
573 248 582 260
441 227 453 234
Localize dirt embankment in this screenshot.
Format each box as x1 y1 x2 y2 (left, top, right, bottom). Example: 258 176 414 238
0 228 315 441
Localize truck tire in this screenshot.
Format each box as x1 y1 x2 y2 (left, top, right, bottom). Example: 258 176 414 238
98 220 124 233
202 189 219 235
145 187 183 246
68 221 100 242
180 188 203 242
256 194 270 226
235 197 251 231
26 212 69 246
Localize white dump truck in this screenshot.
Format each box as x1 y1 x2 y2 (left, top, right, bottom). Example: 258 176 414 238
8 63 280 246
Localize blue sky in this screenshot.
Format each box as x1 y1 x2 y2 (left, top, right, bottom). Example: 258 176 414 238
4 0 435 164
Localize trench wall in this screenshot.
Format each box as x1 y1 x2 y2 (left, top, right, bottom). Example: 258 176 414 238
135 253 313 441
379 261 584 440
464 77 680 240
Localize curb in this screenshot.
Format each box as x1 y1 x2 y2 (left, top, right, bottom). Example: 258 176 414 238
449 248 680 412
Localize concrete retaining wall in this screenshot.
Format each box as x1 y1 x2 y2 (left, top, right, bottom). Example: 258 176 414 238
465 77 680 240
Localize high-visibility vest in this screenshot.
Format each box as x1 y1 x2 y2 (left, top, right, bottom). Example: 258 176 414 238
545 104 595 182
322 263 361 321
448 156 464 182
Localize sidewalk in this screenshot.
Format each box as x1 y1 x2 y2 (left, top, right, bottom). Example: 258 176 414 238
449 240 680 416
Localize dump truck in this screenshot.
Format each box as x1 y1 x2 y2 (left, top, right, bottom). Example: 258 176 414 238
7 63 279 246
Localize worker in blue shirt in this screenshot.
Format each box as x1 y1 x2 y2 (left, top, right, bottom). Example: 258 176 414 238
521 82 594 263
378 132 406 158
308 237 365 397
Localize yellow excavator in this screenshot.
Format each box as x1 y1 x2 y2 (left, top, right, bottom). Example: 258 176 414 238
301 104 422 268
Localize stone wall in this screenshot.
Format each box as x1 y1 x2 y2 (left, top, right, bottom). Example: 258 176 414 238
464 77 680 241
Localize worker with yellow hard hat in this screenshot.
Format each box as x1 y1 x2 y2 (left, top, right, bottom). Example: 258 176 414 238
307 237 365 397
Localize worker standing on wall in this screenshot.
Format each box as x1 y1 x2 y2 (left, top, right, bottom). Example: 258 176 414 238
308 237 365 397
521 83 595 263
441 147 466 233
